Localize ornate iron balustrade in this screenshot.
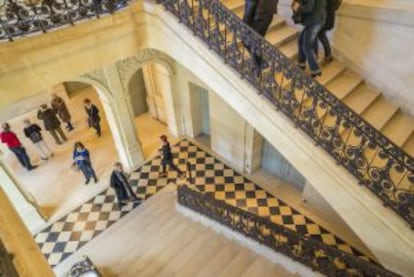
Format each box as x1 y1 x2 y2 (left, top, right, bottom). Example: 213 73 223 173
178 185 399 277
0 0 129 41
160 0 414 228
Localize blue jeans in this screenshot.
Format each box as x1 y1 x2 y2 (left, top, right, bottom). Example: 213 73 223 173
298 21 324 75
79 162 97 181
10 146 33 169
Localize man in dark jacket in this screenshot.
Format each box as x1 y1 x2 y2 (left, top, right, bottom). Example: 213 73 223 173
243 0 279 68
293 0 326 77
37 104 68 144
0 122 37 170
110 162 141 208
84 99 101 137
23 118 53 161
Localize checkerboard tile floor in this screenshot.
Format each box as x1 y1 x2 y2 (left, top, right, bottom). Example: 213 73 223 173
35 138 372 267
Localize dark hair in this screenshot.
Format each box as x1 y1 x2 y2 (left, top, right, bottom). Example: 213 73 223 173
84 98 91 104
74 142 85 149
160 135 168 142
2 122 10 131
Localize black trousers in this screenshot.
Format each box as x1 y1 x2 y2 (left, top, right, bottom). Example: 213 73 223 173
244 16 273 66
162 159 182 174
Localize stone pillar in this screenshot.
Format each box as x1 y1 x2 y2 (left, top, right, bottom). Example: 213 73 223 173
0 154 46 234
101 65 145 171
244 125 263 174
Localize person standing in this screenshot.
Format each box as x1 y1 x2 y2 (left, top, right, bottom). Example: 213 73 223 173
159 135 185 178
37 104 68 144
243 0 279 68
292 0 326 77
84 99 101 137
23 119 53 161
110 162 141 208
0 123 37 171
51 93 74 131
73 142 98 184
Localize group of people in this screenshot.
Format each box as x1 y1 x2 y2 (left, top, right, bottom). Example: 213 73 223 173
0 95 102 180
243 0 341 78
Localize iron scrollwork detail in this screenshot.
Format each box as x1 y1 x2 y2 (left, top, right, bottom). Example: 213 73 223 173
0 0 130 41
159 0 414 228
178 185 399 277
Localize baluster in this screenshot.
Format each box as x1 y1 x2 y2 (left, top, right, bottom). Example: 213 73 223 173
63 0 75 25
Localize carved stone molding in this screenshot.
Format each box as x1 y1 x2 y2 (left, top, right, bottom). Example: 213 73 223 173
81 68 110 94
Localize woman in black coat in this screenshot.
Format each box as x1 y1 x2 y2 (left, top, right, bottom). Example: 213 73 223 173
110 162 141 208
84 98 101 137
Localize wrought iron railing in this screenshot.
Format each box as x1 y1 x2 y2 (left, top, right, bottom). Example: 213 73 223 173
159 0 414 228
0 0 129 41
178 185 398 276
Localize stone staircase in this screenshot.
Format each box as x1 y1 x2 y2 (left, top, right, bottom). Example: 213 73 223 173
223 0 414 157
55 186 304 277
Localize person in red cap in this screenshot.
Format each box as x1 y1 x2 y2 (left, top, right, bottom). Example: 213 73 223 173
0 122 37 171
159 135 185 178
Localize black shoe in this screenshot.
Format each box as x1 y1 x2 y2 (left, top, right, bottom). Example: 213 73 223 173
94 178 98 183
41 157 48 161
311 72 322 78
85 179 90 185
28 165 38 171
68 127 74 132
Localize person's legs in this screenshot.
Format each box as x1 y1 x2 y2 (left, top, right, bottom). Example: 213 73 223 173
92 121 101 137
66 121 74 131
40 140 53 157
248 16 273 67
303 22 324 76
168 160 183 175
85 164 98 182
297 30 306 70
10 147 27 168
49 129 61 144
11 147 34 170
56 127 67 142
318 30 332 62
125 183 139 200
79 164 90 183
34 141 48 159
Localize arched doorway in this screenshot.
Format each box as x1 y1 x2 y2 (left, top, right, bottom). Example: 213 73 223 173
0 80 121 223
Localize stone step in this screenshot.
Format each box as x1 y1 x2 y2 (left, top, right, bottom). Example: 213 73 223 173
403 134 414 157
343 84 381 114
266 25 298 48
279 38 298 60
325 71 363 100
361 96 399 130
316 60 346 85
381 111 414 147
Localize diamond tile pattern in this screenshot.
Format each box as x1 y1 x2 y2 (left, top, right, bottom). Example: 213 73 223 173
35 139 370 267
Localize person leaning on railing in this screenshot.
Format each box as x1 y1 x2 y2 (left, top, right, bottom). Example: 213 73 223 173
242 0 279 70
291 0 326 78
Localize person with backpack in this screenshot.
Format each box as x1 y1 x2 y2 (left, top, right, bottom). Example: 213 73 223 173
23 119 53 161
314 0 342 64
292 0 327 77
0 122 37 171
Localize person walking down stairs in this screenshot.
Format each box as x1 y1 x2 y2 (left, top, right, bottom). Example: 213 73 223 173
0 122 37 171
37 104 68 145
110 162 141 208
159 135 185 178
242 0 279 70
23 119 53 161
314 0 342 64
292 0 326 77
